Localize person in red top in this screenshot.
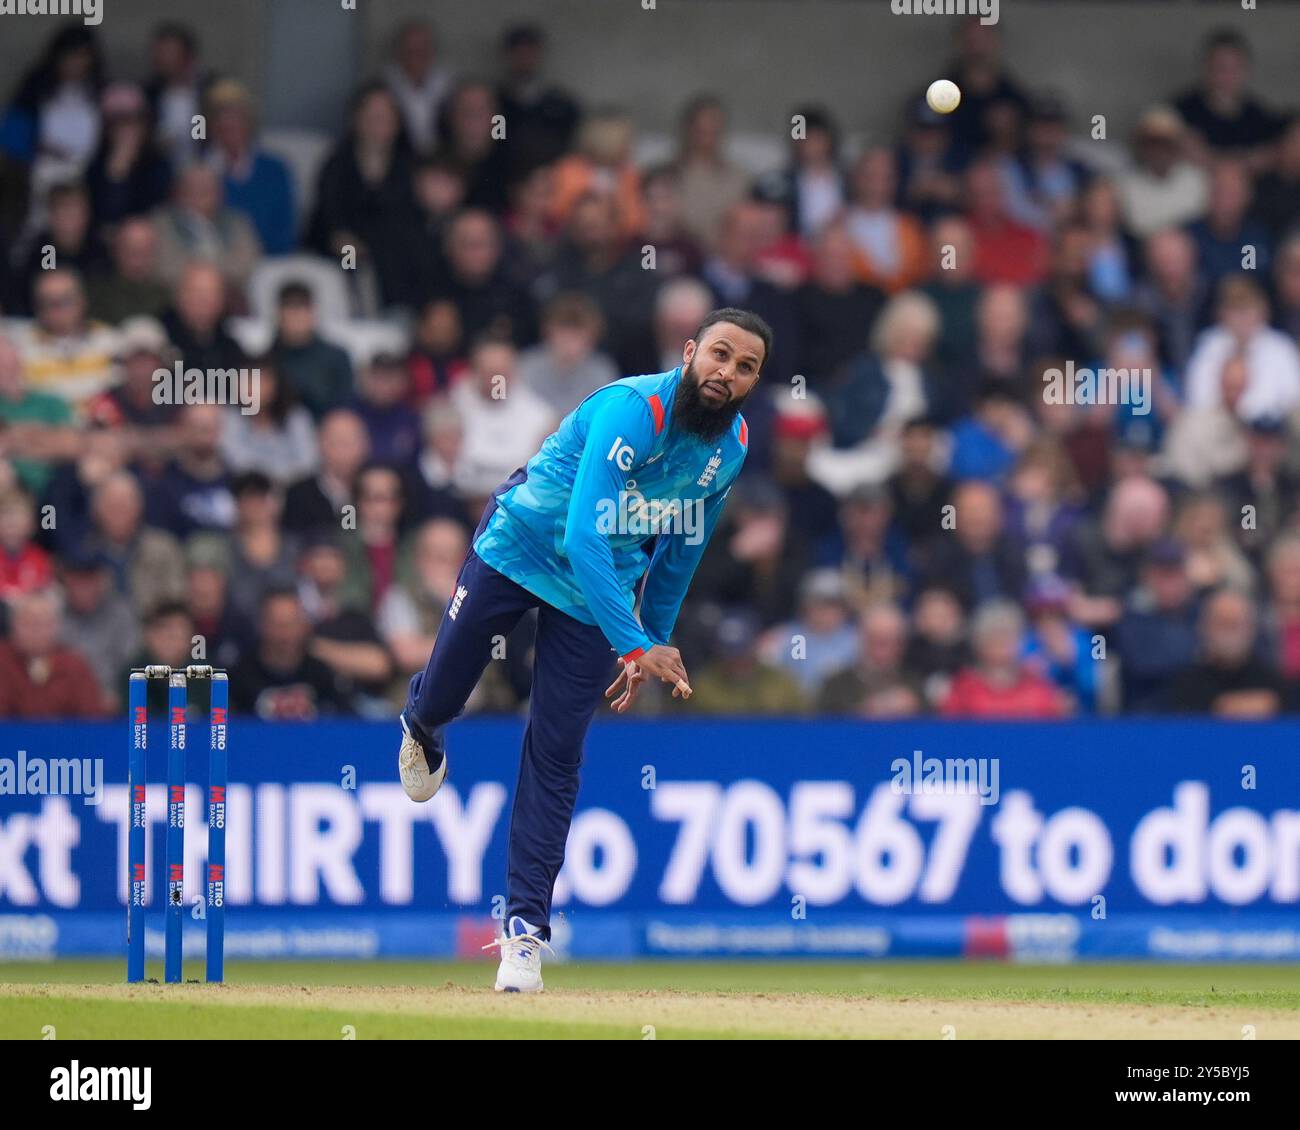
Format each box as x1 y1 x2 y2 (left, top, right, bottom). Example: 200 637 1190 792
0 488 53 601
0 589 110 718
965 160 1050 287
941 598 1068 718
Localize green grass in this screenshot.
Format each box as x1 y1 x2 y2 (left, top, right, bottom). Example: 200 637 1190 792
4 960 1299 1039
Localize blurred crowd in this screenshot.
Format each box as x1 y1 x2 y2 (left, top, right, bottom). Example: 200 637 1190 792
2 17 1300 720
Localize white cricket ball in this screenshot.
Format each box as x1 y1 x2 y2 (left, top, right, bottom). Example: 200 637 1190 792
926 79 962 115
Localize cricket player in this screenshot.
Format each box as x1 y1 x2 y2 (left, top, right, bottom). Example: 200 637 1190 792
397 307 770 991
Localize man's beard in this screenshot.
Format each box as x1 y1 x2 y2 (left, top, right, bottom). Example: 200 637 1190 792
673 359 749 442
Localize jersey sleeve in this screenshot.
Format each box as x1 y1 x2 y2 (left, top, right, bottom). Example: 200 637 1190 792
638 464 740 646
562 388 659 661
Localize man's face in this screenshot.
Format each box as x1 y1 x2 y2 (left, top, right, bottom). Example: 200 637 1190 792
115 221 158 279
676 322 764 440
35 276 86 336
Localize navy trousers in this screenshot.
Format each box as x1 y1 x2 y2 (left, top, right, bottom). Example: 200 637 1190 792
405 485 618 939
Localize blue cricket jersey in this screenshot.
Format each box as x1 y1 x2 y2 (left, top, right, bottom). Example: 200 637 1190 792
473 368 748 660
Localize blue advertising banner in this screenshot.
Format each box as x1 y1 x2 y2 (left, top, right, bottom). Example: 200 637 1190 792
1 719 1299 961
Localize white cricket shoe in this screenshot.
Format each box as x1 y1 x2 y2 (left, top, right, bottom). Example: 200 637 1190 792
485 916 554 993
398 711 447 802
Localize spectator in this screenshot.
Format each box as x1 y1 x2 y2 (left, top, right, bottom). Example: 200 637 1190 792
153 162 261 293
0 588 108 718
82 469 186 614
1172 29 1284 161
185 536 252 673
1161 351 1251 488
84 82 171 225
680 610 808 716
920 479 1027 611
383 20 453 156
448 336 554 500
895 96 964 224
12 180 108 312
407 297 467 400
13 269 118 410
941 599 1067 718
1027 221 1106 361
1002 93 1089 233
1062 475 1170 628
780 104 845 240
639 163 703 278
378 516 468 675
548 110 645 239
308 82 416 269
160 262 246 374
516 292 618 412
0 486 53 600
143 22 209 165
84 316 180 443
653 276 714 373
964 159 1049 286
123 600 205 714
1263 536 1300 688
1272 233 1300 341
496 24 580 177
1003 438 1087 584
220 358 318 485
283 408 369 535
269 281 355 419
835 484 910 606
905 585 969 707
795 220 886 386
215 472 300 623
230 587 351 718
435 79 511 213
936 21 1029 154
409 398 471 528
0 333 75 496
382 154 468 307
809 290 939 493
1216 417 1300 566
85 215 171 323
1078 178 1136 303
1172 490 1255 597
818 602 924 717
769 396 841 566
1163 587 1283 716
59 546 139 708
349 353 422 467
1117 107 1208 239
347 462 408 613
888 417 953 561
844 148 928 293
205 79 296 255
143 403 235 538
673 95 751 248
1113 539 1200 712
536 190 659 372
699 201 800 381
1253 117 1300 241
1134 227 1211 373
763 568 860 697
437 208 536 345
1185 159 1270 289
920 215 980 381
2 26 105 171
1185 275 1300 422
297 531 394 715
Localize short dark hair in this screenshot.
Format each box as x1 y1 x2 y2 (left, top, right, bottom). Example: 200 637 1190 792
277 281 313 307
1205 28 1249 59
693 308 774 370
